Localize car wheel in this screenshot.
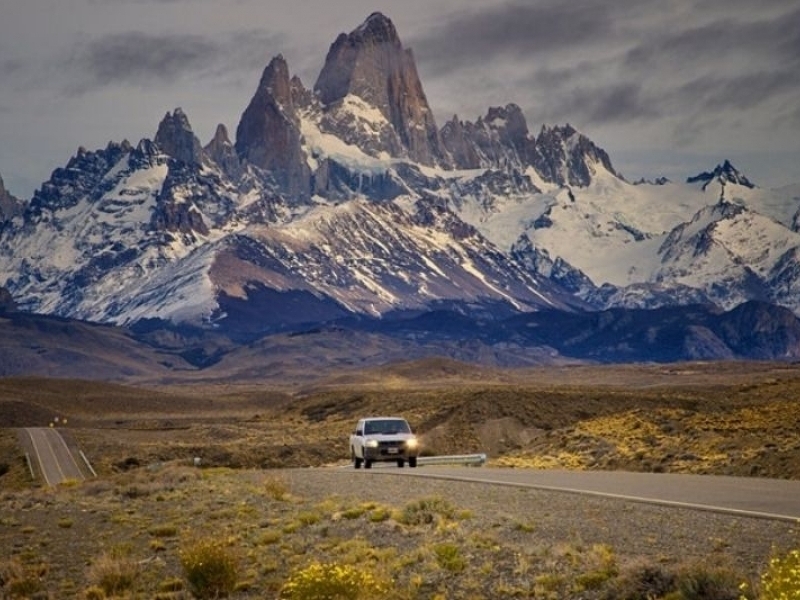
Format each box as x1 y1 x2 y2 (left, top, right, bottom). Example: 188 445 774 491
397 459 405 468
364 459 373 469
409 456 417 468
352 449 362 469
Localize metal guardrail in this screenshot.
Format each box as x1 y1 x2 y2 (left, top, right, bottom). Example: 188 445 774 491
417 453 487 467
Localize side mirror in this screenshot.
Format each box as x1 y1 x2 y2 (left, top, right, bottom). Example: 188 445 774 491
356 429 363 436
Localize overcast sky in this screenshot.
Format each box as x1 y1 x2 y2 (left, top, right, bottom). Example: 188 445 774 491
1 0 798 198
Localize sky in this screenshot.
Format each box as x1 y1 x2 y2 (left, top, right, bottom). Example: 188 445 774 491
1 0 798 199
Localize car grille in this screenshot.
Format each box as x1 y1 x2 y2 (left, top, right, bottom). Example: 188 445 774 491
378 440 405 455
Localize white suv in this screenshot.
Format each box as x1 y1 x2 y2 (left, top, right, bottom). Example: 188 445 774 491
350 417 419 468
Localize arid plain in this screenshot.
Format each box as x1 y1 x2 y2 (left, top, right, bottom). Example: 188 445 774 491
1 360 799 598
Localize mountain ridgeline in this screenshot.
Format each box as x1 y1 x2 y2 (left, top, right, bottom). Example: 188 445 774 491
2 11 800 370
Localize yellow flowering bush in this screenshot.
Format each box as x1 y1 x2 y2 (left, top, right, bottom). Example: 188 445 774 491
759 549 800 600
280 561 389 600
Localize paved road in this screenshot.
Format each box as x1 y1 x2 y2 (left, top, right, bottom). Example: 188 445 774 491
24 427 86 486
370 466 800 521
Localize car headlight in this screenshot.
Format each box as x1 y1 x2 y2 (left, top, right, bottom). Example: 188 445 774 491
365 440 379 448
405 438 418 449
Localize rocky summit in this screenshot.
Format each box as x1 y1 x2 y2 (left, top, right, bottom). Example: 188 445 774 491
0 173 22 222
315 12 447 166
1 12 800 366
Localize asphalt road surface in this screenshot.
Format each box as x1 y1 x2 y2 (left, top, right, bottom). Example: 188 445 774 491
24 427 86 486
371 465 800 521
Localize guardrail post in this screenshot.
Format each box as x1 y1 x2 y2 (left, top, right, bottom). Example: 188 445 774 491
79 451 97 477
25 452 35 480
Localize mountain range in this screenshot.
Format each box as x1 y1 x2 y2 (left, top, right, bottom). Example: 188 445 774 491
2 11 800 377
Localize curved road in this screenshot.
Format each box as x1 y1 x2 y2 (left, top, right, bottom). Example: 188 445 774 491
368 465 800 521
24 427 86 486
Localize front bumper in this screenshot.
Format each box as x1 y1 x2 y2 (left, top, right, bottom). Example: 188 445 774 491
363 443 418 461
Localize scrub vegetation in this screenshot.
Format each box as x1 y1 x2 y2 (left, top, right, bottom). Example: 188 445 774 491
1 360 799 597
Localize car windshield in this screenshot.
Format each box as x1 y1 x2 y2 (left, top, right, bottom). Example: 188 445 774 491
364 419 410 435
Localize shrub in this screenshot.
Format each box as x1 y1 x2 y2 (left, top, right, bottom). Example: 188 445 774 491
368 507 391 523
341 506 366 520
604 562 741 600
83 585 105 600
259 529 282 545
296 511 322 526
673 566 741 600
86 550 139 597
758 549 800 600
0 558 45 598
433 543 466 573
397 496 455 526
179 538 239 599
158 577 184 592
148 524 179 537
280 561 389 600
264 474 290 501
603 563 676 600
575 544 618 592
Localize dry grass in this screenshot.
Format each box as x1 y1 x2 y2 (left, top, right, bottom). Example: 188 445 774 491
1 361 799 596
0 466 795 599
2 361 800 481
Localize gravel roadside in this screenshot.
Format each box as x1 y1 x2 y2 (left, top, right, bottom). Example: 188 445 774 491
2 464 797 598
286 467 798 579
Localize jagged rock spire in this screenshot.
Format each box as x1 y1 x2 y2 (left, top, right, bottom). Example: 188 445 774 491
0 173 23 221
204 123 241 179
314 12 447 166
687 160 755 190
154 108 205 166
442 104 534 170
531 124 619 187
235 55 311 198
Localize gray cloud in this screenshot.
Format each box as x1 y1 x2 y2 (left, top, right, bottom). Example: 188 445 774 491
624 6 800 72
0 57 25 78
547 82 662 125
410 0 800 152
408 1 621 77
62 29 284 94
87 0 214 4
67 32 219 90
675 70 799 114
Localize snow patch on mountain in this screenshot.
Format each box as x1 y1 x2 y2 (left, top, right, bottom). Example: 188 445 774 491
299 108 392 175
2 11 800 334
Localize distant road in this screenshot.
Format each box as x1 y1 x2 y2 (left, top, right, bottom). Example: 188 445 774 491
24 427 86 486
371 466 800 521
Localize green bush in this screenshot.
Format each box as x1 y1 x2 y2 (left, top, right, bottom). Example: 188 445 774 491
179 538 239 599
758 549 800 600
280 561 388 599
